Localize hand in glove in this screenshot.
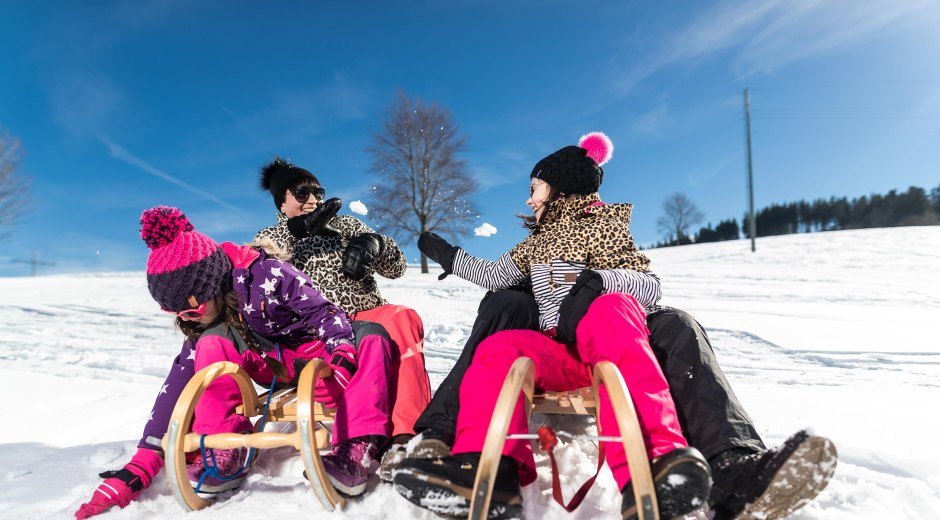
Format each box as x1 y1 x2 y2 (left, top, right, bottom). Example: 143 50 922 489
314 341 357 409
75 447 164 519
555 270 605 344
286 197 343 239
418 232 459 280
341 233 385 281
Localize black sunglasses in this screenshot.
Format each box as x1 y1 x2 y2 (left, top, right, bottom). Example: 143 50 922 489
291 185 326 204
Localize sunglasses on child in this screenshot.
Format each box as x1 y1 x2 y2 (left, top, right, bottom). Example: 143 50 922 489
161 301 208 319
291 185 326 204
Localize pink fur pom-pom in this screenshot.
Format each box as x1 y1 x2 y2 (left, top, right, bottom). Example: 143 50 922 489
578 131 614 166
140 206 193 249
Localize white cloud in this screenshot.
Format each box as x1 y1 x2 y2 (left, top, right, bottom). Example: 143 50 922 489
349 200 368 216
97 135 240 212
631 104 672 138
613 0 934 93
474 222 497 237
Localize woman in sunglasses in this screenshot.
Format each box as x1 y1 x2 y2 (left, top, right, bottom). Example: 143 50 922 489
254 157 431 480
75 206 395 518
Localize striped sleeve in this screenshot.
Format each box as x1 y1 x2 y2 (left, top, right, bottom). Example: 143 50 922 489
596 269 662 309
451 249 526 291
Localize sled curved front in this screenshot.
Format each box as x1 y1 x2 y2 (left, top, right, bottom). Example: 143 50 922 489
164 361 260 512
593 361 658 520
296 359 345 511
470 357 535 520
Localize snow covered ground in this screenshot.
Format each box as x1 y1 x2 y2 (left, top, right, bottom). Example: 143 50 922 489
1 226 939 519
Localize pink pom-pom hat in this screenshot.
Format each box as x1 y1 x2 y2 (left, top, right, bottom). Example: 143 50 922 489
578 131 614 166
529 131 615 195
140 206 232 312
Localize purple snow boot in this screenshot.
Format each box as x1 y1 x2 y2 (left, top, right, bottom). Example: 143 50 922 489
186 447 250 498
321 435 385 496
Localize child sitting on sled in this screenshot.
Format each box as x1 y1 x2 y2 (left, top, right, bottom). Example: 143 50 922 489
75 206 394 518
395 132 712 519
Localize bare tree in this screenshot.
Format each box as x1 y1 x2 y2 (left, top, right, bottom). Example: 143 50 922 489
0 129 30 241
367 92 478 273
656 192 704 245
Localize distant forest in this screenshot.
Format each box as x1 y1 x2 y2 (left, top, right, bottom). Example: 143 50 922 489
651 183 940 248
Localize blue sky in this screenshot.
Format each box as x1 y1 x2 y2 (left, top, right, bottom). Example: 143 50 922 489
1 1 938 276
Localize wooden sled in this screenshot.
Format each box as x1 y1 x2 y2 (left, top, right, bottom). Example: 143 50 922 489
470 358 658 520
162 360 343 512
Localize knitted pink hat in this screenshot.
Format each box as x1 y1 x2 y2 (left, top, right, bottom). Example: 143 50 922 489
140 206 232 312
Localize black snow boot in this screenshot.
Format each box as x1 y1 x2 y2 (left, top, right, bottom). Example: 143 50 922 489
622 447 712 520
709 430 838 520
392 452 522 519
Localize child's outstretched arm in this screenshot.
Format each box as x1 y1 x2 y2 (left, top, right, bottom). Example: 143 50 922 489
418 232 527 290
75 339 196 518
75 447 163 519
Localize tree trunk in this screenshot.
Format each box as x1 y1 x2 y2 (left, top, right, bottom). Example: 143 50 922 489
420 253 429 274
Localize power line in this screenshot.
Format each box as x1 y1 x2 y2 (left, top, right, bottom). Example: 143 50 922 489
751 78 940 91
11 250 55 276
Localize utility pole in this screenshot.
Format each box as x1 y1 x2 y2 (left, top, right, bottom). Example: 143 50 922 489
11 250 56 276
744 88 757 252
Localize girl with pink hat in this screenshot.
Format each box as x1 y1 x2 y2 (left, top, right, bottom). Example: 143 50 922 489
395 132 712 520
76 206 394 518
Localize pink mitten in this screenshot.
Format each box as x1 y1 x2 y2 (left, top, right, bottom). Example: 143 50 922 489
314 341 357 408
75 447 163 519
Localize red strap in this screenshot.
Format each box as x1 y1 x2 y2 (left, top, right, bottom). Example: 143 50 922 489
537 426 606 512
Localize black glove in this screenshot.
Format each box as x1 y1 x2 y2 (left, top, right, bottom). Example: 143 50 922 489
342 233 386 281
286 197 343 239
418 232 459 280
555 269 604 344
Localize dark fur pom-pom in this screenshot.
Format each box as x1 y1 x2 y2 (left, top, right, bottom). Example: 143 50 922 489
259 156 290 191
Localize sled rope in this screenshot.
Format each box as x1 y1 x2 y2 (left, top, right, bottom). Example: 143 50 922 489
194 343 282 494
537 425 606 512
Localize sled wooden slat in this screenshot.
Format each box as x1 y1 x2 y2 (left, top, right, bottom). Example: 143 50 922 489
235 387 336 422
177 431 301 452
470 357 535 520
593 361 658 520
531 387 596 415
296 359 345 511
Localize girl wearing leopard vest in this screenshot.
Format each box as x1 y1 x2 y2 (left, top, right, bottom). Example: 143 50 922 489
399 132 712 520
75 206 394 519
254 158 431 478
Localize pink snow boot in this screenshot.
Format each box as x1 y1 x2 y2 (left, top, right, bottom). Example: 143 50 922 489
321 435 384 496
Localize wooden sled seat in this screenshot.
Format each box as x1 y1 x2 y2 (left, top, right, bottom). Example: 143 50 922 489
235 386 336 422
531 387 596 415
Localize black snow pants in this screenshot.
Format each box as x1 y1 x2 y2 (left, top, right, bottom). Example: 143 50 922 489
414 291 765 458
413 290 540 444
646 305 765 458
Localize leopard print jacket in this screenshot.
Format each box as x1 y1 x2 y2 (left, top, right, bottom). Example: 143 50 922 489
509 193 651 275
254 214 407 315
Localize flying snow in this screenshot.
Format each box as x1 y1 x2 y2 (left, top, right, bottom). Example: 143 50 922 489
474 223 497 237
350 200 368 216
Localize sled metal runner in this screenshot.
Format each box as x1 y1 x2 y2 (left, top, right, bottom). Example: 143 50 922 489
163 360 341 512
470 358 659 520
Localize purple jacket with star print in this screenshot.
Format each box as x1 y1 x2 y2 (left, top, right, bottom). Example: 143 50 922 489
223 242 354 352
137 242 353 451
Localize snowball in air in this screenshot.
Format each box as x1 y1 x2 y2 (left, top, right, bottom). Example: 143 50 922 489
474 223 497 237
349 200 368 215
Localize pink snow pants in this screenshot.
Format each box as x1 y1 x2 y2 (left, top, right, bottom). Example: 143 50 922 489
192 332 392 445
352 304 432 437
452 293 687 488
